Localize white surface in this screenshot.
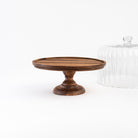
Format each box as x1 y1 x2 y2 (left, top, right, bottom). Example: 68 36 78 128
0 0 138 137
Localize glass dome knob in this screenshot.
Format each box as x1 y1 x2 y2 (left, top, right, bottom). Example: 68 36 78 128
123 36 133 45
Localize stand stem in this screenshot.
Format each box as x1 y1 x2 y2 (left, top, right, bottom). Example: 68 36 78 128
62 71 76 86
53 71 85 96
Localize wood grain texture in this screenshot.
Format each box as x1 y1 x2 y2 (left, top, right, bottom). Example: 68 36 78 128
53 71 85 96
32 57 106 96
32 57 106 71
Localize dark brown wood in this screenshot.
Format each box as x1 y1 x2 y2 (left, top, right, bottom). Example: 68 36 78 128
32 57 105 71
32 57 106 96
53 71 85 96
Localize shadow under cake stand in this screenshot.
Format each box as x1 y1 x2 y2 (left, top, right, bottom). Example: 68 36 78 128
33 57 105 96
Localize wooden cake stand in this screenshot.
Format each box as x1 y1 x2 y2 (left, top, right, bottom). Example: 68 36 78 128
32 57 105 96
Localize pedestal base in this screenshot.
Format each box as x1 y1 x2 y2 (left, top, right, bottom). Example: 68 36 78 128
53 84 85 96
53 71 85 96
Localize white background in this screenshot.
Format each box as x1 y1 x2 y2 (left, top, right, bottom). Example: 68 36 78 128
0 0 138 137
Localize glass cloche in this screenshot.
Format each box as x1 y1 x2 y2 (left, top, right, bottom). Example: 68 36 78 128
98 36 138 88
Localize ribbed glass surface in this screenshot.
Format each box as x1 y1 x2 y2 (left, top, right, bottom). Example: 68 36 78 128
98 37 138 88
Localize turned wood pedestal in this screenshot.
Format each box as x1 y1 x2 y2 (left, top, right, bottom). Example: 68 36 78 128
33 57 105 96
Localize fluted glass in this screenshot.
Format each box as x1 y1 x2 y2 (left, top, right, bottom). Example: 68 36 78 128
98 36 138 88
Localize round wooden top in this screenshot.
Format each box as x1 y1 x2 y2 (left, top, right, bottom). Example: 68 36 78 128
32 57 106 71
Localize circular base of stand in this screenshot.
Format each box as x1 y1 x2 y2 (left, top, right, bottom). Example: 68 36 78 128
53 84 85 96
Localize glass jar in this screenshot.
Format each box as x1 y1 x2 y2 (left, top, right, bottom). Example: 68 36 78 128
98 36 138 88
